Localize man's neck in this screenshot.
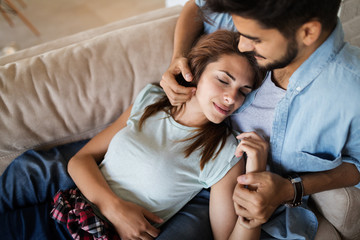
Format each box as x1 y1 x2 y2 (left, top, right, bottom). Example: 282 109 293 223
271 27 333 90
271 68 291 89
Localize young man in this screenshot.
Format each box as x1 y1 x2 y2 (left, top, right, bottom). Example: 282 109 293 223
160 0 360 239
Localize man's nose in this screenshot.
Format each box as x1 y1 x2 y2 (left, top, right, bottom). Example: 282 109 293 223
238 36 255 52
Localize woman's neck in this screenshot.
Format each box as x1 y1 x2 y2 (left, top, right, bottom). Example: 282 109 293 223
172 97 208 127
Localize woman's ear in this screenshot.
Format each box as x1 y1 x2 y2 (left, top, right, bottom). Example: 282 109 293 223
298 20 322 46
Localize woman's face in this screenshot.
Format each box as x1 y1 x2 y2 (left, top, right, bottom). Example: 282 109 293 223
195 54 255 124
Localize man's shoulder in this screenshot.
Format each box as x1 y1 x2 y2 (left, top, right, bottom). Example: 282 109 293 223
335 43 360 76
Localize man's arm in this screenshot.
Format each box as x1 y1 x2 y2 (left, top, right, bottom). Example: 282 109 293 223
233 162 360 228
160 0 203 105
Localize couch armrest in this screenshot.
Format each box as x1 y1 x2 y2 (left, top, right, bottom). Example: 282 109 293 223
311 187 360 240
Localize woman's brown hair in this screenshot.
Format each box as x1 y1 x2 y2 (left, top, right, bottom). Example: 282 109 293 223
139 30 263 170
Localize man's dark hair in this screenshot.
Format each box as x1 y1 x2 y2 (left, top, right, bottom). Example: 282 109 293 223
204 0 341 38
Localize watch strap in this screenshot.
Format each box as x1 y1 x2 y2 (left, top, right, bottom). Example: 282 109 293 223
285 173 303 207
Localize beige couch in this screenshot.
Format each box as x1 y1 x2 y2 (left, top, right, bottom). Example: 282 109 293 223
0 6 359 240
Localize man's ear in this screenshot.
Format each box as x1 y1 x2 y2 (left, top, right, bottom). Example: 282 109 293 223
298 20 322 46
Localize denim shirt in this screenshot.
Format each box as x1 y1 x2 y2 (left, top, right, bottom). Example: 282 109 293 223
195 0 236 33
237 21 360 185
235 21 360 240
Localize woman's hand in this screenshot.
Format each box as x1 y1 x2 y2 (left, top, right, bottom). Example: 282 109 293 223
101 198 164 240
160 56 196 106
235 131 269 173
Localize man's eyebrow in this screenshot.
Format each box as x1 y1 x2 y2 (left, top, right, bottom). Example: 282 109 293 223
239 32 260 41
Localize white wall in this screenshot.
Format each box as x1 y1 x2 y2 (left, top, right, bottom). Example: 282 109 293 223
166 0 188 7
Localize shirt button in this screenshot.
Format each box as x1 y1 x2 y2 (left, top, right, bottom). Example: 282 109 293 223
296 87 302 92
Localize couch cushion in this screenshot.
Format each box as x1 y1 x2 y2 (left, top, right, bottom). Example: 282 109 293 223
311 187 360 240
0 12 179 174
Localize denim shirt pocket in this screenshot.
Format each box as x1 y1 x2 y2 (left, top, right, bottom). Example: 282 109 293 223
295 151 343 172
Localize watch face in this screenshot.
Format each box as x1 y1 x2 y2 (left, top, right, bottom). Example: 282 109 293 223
291 177 302 183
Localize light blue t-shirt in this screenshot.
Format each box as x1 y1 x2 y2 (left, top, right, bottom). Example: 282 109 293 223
99 84 240 226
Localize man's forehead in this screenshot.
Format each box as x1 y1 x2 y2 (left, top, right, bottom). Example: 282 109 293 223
231 14 281 40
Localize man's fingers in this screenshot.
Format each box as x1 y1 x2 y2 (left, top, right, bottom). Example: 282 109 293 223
239 216 263 229
176 57 193 82
233 184 258 215
160 72 195 104
237 173 265 186
180 65 193 82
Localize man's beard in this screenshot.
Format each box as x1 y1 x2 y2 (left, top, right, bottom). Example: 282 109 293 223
251 38 299 71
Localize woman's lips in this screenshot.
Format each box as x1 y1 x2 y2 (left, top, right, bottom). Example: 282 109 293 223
213 102 230 115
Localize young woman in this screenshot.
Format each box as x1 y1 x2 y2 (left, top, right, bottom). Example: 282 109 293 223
0 30 266 240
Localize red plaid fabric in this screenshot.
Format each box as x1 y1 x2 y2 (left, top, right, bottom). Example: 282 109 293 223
50 188 120 240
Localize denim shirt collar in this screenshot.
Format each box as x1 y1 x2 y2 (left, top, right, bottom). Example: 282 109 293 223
287 19 345 95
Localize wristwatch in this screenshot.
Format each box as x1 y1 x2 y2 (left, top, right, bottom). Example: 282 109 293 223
285 173 303 207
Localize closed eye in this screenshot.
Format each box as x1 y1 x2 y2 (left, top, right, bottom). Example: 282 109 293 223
238 90 246 97
217 77 228 85
239 87 252 97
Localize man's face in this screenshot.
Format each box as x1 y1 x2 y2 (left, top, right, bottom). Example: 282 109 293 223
232 15 299 70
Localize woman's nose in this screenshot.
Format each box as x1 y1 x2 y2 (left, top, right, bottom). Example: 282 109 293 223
238 36 255 53
224 92 236 105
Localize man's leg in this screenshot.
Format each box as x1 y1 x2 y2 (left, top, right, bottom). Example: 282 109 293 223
156 189 213 240
0 140 88 213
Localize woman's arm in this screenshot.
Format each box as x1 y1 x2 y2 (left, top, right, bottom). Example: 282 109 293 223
160 0 203 105
68 105 163 239
210 161 244 240
210 164 262 240
210 132 268 240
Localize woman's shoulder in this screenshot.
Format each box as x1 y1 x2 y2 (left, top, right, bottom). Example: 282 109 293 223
137 83 164 101
200 132 240 187
131 83 165 114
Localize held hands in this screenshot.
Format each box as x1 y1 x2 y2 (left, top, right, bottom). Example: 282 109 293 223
234 131 274 229
102 198 163 240
160 56 196 106
233 172 291 229
233 132 292 229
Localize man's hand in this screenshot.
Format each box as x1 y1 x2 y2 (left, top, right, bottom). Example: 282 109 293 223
160 56 196 106
233 171 293 229
102 199 163 240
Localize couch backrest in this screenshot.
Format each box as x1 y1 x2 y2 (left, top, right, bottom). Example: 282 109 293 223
0 8 180 173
